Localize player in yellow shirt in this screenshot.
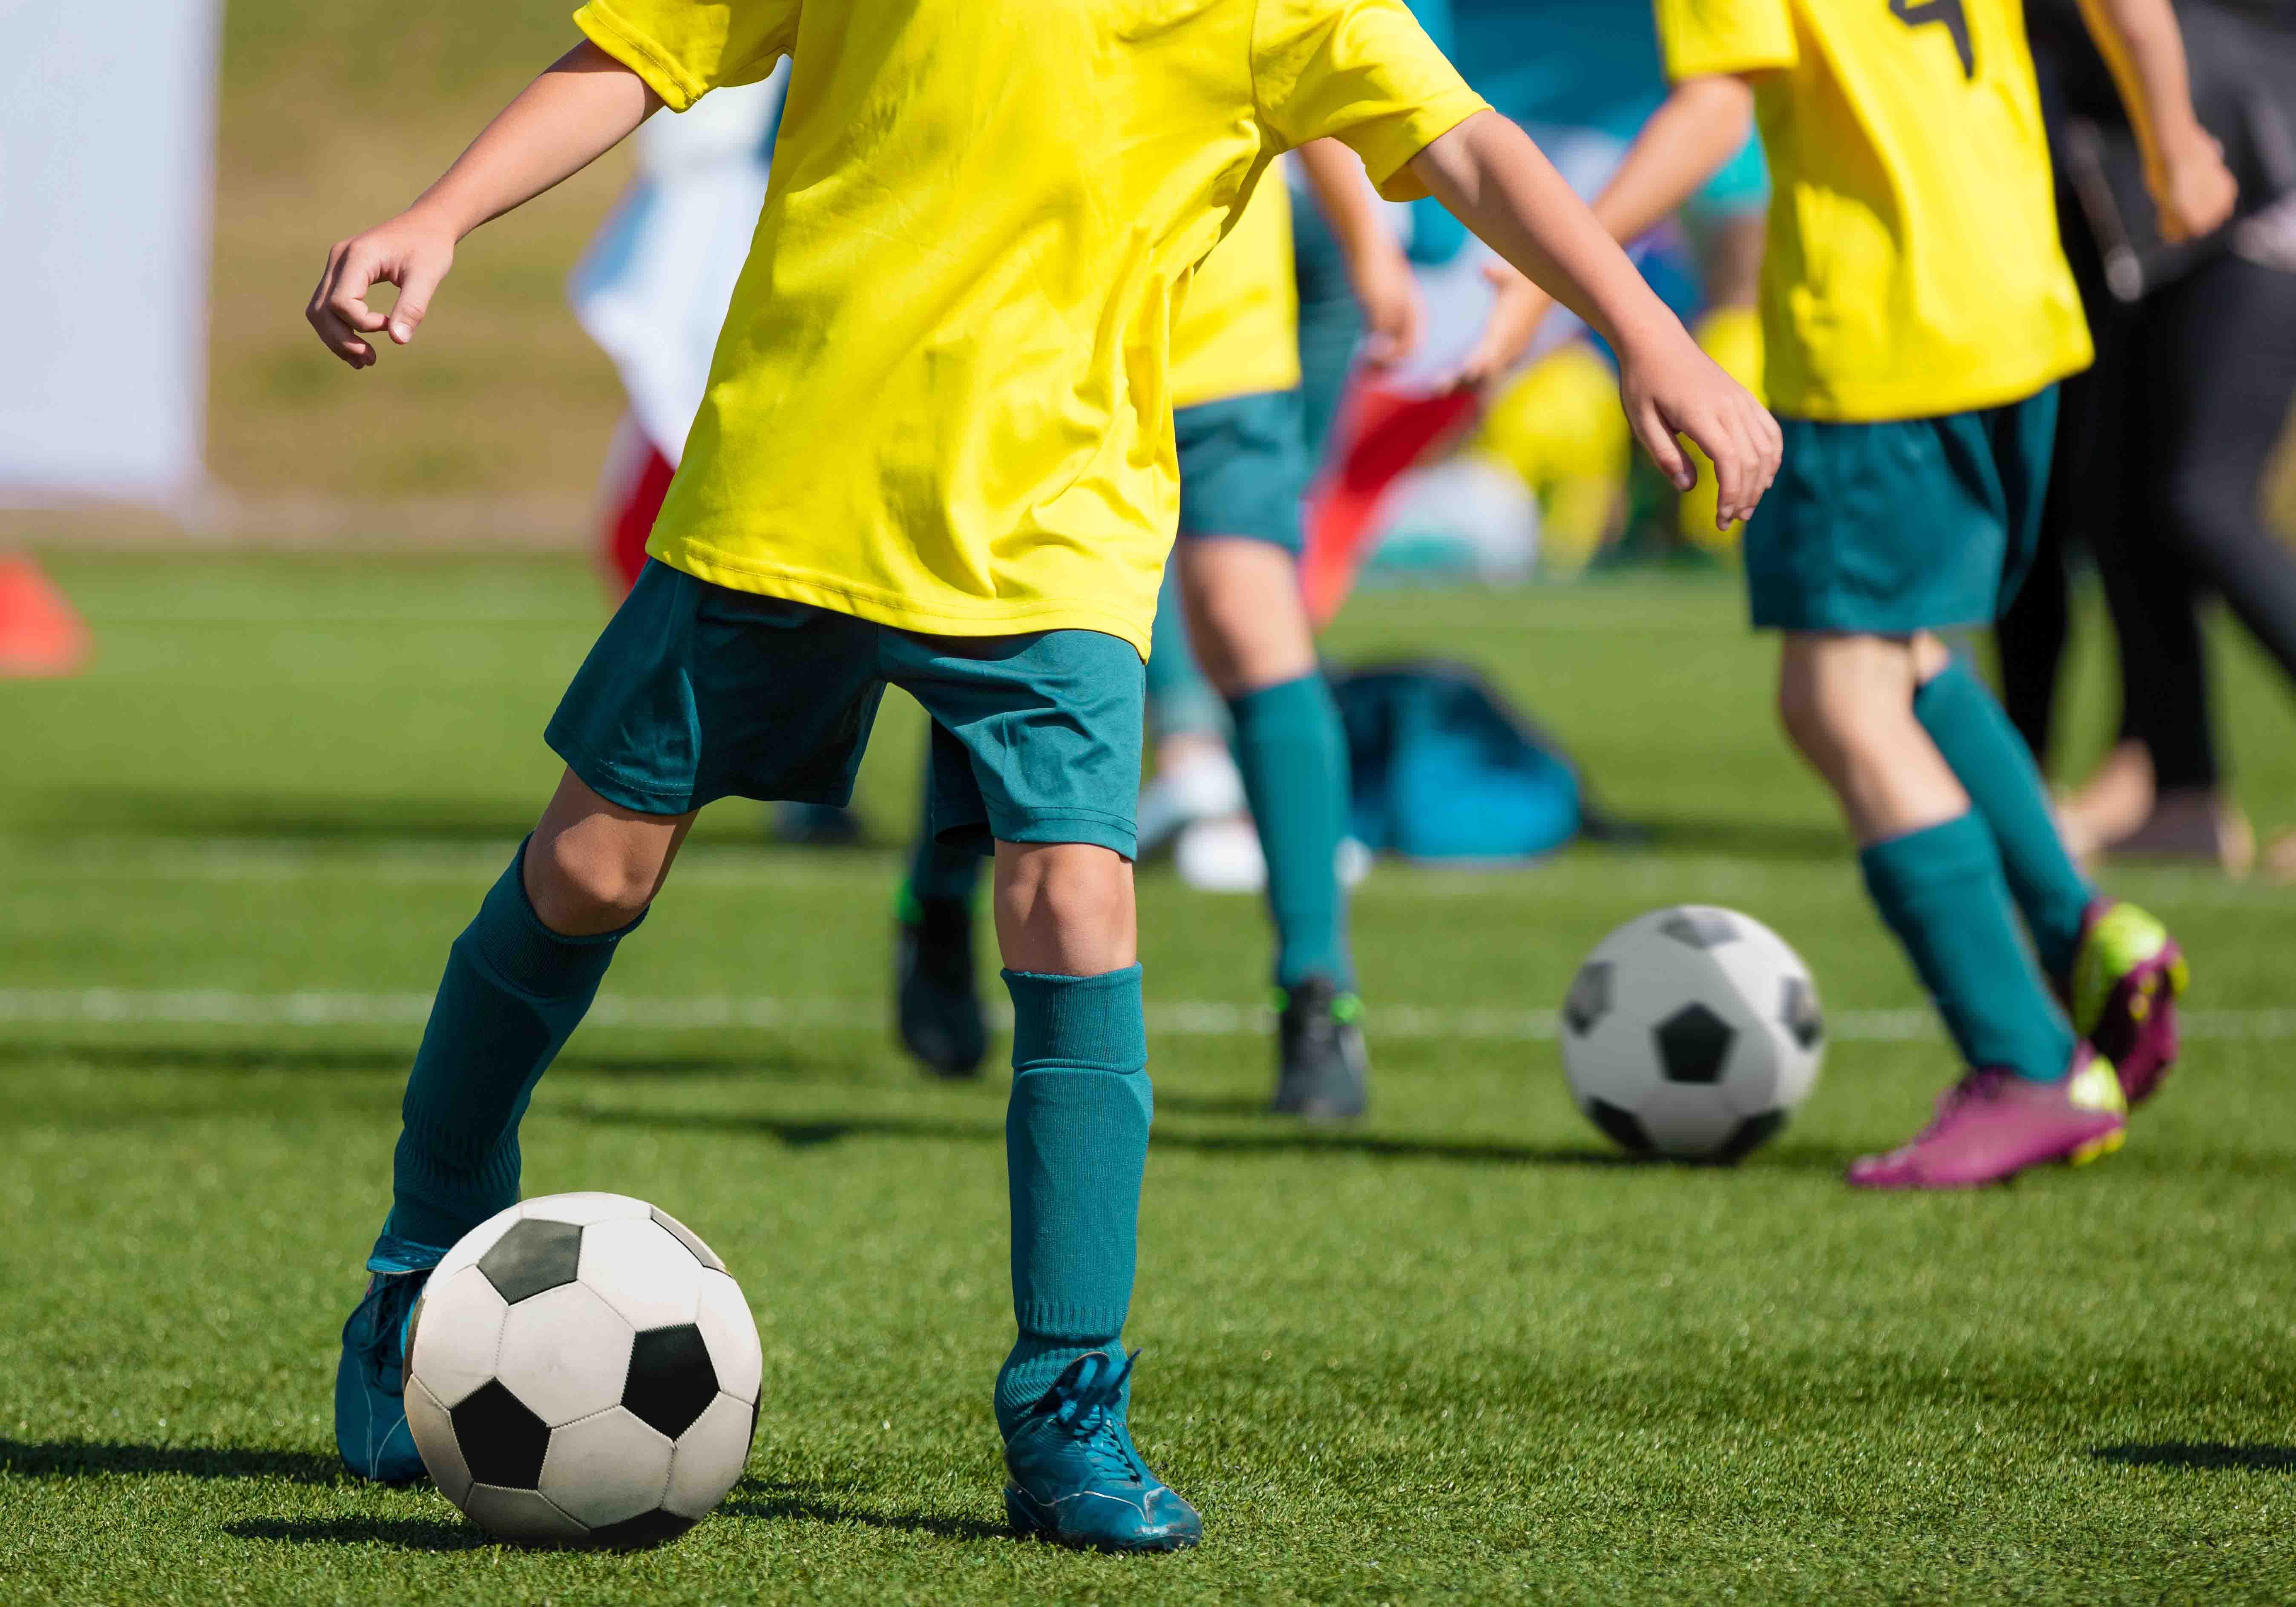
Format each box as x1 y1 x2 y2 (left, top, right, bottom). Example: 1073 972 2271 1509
1528 0 2233 1188
895 152 1421 1120
306 0 1778 1546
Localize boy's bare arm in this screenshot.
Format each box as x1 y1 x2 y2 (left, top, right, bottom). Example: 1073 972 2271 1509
1294 139 1424 367
307 41 661 368
1409 110 1781 527
2073 0 2238 241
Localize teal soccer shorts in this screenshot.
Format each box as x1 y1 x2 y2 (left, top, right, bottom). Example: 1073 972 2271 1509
1744 386 2059 634
545 563 1146 856
1174 389 1310 554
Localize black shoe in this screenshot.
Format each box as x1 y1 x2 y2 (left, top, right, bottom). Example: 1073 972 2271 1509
895 896 987 1078
1271 976 1369 1119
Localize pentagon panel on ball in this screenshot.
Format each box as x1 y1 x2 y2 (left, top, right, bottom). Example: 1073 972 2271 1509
1558 905 1824 1162
403 1193 764 1547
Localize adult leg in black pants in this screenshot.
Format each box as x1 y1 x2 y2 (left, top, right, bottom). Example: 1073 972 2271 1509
2059 251 2296 872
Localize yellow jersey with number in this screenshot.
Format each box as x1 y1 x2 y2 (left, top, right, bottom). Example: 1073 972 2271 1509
1171 176 1301 412
1655 0 2092 421
575 0 1483 655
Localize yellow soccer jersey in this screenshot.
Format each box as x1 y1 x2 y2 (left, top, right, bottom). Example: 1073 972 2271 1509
1171 176 1301 412
1656 0 2093 421
575 0 1485 655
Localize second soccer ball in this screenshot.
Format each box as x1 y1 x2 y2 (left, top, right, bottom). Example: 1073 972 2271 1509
1560 905 1824 1161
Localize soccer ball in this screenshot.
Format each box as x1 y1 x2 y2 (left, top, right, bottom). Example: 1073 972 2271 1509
403 1192 762 1547
1559 905 1824 1161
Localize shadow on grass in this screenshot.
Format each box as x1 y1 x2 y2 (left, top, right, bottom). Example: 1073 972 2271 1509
224 1517 487 1552
2092 1443 2296 1472
725 1481 1007 1542
573 1103 1862 1172
0 1439 342 1485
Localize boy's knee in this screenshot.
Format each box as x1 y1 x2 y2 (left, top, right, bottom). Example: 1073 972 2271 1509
994 842 1136 975
1774 667 1841 761
526 830 658 935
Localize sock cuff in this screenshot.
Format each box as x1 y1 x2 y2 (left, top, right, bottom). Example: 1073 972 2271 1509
1859 811 1996 896
471 837 641 999
1912 655 1982 719
1003 965 1146 1071
1225 670 1325 721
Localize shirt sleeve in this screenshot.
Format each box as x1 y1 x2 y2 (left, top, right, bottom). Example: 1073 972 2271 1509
1252 0 1491 202
1653 0 1797 82
572 0 800 112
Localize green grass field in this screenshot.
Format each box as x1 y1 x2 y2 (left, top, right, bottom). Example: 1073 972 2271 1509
6 555 2296 1603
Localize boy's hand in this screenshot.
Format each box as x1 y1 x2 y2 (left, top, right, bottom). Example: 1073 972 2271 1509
308 213 457 368
2149 130 2238 242
1617 325 1782 529
1349 245 1425 370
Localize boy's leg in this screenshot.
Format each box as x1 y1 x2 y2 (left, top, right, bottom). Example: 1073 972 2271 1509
892 626 1196 1550
894 730 988 1077
1178 536 1365 1119
1172 389 1364 1119
1907 635 2092 976
989 841 1196 1551
340 771 692 1480
1774 633 2122 1189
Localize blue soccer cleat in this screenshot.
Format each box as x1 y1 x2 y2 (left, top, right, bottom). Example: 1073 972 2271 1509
1002 1349 1202 1552
333 1234 443 1483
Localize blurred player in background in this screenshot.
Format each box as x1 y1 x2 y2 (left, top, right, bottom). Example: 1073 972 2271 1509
305 0 1777 1547
1304 0 1775 608
1516 0 2234 1188
2001 0 2296 880
897 146 1422 1120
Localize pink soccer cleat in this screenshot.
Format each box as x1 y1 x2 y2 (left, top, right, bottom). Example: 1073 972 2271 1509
1847 1046 2128 1190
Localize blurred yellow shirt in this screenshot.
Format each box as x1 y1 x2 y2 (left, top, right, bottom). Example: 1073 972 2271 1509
1655 0 2092 421
1171 177 1301 412
575 0 1484 654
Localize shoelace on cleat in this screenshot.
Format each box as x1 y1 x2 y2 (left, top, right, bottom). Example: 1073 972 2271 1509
354 1276 418 1397
1911 1068 2012 1143
1045 1351 1148 1486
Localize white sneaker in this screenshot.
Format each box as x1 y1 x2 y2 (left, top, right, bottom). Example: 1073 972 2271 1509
1136 747 1246 855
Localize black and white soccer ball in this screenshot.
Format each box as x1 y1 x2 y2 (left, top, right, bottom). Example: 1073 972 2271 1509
1559 905 1824 1161
403 1192 761 1547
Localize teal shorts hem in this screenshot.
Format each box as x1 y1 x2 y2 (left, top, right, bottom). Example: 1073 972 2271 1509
1744 389 2059 634
1175 389 1309 555
549 563 1144 848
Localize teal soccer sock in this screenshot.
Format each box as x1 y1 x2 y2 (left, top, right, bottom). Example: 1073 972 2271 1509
383 841 637 1250
994 966 1152 1437
1227 674 1353 988
1913 658 2095 979
1860 814 2075 1081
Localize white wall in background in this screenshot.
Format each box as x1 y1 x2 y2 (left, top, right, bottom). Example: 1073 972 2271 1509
0 0 221 509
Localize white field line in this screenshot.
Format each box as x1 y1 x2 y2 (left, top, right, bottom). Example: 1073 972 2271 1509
1 988 2292 1043
14 838 2296 912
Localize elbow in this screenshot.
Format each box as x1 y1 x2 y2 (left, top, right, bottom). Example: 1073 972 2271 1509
1680 75 1758 148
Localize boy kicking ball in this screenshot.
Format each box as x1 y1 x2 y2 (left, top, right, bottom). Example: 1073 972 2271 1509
1506 0 2231 1188
309 0 1777 1548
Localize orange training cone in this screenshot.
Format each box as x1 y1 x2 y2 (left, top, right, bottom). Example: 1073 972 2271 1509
0 555 91 678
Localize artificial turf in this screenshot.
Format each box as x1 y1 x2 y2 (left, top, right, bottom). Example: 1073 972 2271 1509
4 552 2294 1604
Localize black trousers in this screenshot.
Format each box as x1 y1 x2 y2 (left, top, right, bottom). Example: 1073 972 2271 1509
1998 248 2296 789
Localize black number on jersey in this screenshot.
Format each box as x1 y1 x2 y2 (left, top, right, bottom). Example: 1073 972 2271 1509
1889 0 1976 79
